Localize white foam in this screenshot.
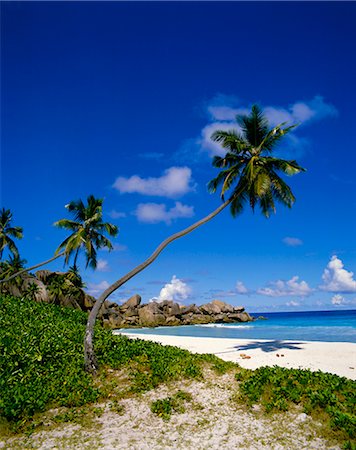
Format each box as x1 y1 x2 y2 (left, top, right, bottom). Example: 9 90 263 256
198 323 254 329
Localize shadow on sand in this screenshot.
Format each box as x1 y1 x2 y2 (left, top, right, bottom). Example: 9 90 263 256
233 340 305 353
213 340 305 355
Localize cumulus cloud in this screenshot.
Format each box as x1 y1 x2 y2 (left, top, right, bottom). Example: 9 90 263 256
87 280 110 296
113 167 194 198
198 95 337 157
320 255 356 293
109 209 126 219
135 201 194 224
286 300 301 307
257 276 313 297
283 237 303 247
208 105 249 121
199 122 244 157
96 259 109 272
154 275 192 303
331 294 344 305
235 281 249 294
264 96 338 126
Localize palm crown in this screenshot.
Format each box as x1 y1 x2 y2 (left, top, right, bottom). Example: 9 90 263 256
54 195 118 269
208 105 305 217
0 208 23 260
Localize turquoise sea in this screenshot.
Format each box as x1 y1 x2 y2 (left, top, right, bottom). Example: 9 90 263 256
122 309 356 343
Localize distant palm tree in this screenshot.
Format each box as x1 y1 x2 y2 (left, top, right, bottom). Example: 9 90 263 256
84 105 306 374
0 254 27 295
0 196 117 285
0 208 23 260
54 195 118 269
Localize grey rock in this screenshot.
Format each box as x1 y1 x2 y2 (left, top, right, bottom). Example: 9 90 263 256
180 304 200 315
211 300 234 313
200 302 221 315
120 294 141 311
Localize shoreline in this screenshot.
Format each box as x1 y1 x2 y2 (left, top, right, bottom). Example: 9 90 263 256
117 332 356 380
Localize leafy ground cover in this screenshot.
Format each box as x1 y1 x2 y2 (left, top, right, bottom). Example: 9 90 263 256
0 295 231 428
234 366 356 448
0 294 355 448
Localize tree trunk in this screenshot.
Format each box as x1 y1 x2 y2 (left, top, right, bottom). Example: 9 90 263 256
84 198 232 374
0 251 66 284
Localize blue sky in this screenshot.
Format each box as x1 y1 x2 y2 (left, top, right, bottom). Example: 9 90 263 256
2 1 356 312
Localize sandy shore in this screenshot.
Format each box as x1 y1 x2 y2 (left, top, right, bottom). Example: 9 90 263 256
118 332 356 380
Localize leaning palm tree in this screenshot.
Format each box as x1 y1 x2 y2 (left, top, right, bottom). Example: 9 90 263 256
84 105 306 374
0 208 23 260
54 195 119 269
0 196 118 284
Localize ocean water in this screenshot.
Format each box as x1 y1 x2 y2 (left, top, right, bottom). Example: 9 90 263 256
121 309 356 343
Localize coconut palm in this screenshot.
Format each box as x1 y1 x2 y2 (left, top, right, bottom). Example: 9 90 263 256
0 208 23 260
54 195 118 269
0 196 117 285
0 254 27 296
84 105 306 374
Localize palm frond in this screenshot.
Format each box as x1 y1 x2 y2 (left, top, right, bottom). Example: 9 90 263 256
266 157 306 176
236 105 269 147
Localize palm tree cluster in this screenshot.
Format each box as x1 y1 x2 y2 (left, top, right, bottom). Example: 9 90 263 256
0 196 118 284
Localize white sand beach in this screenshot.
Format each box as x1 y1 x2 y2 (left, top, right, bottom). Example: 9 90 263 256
119 333 356 380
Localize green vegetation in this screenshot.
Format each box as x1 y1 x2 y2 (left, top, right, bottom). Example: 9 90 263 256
151 390 193 421
0 294 228 430
234 365 356 447
1 294 355 449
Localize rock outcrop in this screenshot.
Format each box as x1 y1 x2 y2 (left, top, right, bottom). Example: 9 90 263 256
0 267 254 329
99 295 253 329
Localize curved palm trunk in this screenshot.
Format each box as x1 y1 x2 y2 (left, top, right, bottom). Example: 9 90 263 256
0 251 66 284
84 198 232 374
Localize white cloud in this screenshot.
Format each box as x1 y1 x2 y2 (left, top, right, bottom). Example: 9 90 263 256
257 276 313 297
264 96 338 127
331 294 344 305
87 280 110 296
135 201 194 225
199 96 337 157
320 255 356 293
109 209 126 219
200 122 241 157
263 106 293 126
154 275 192 303
283 237 303 247
97 259 109 272
286 300 300 307
113 167 194 198
235 281 248 294
113 243 127 251
208 105 249 121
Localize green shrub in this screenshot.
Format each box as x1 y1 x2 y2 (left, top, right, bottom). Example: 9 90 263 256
150 390 192 421
236 365 356 444
0 295 220 427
